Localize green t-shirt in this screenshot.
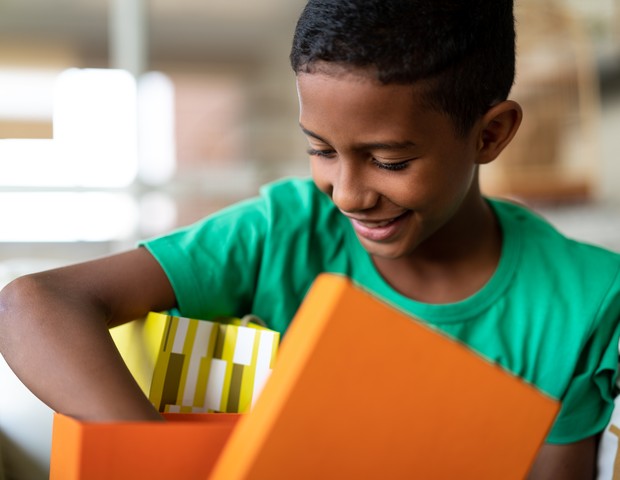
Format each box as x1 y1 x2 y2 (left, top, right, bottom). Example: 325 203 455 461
143 177 620 444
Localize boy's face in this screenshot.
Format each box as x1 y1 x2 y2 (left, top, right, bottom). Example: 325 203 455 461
297 66 485 261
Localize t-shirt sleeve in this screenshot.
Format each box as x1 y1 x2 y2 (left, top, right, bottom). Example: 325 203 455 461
546 271 620 444
139 196 269 320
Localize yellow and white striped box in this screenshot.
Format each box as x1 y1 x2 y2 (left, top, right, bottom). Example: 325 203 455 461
145 312 279 414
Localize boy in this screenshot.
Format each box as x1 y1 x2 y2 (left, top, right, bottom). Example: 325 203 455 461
1 0 619 477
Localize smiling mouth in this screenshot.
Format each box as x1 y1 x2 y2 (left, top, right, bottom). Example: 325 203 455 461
347 211 410 242
351 212 408 228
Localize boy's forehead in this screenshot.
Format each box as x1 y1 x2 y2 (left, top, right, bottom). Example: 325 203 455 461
295 64 433 109
295 66 464 142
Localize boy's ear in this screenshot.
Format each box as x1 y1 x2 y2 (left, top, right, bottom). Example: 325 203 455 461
475 100 523 165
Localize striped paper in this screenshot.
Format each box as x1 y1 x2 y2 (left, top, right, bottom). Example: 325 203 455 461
146 312 279 414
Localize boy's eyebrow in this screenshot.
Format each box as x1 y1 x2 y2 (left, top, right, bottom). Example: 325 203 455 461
299 125 416 150
300 125 330 144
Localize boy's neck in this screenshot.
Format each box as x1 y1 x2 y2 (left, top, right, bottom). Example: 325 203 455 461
372 195 502 304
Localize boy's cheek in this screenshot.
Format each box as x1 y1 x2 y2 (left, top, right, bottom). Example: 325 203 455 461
313 179 333 199
310 166 332 197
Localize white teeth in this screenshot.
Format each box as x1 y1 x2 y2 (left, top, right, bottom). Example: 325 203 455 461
361 218 394 228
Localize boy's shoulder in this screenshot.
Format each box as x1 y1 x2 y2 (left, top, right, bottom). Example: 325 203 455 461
259 176 334 214
260 176 320 198
490 197 620 275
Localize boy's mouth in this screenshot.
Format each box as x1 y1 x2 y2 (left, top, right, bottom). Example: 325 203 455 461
347 211 410 242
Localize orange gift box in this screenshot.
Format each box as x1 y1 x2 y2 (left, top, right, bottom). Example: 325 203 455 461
210 273 560 480
50 273 559 479
49 413 240 480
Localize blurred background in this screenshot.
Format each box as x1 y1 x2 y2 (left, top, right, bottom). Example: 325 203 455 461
0 0 619 478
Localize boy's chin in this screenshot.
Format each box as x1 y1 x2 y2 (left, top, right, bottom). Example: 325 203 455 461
361 240 414 262
369 251 411 262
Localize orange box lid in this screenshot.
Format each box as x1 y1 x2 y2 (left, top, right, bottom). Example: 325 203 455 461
210 273 559 479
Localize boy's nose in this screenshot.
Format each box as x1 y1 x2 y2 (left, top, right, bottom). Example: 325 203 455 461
331 164 377 213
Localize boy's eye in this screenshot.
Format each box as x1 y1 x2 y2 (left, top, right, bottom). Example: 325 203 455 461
307 148 411 171
371 158 411 171
307 148 336 158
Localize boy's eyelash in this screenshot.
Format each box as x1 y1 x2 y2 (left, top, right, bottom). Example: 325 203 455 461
307 148 335 157
307 148 411 171
371 158 411 171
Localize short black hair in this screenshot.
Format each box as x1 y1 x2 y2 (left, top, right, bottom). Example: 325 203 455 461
290 0 516 136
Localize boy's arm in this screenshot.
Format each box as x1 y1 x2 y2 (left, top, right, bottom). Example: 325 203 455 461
0 247 175 421
528 436 597 480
